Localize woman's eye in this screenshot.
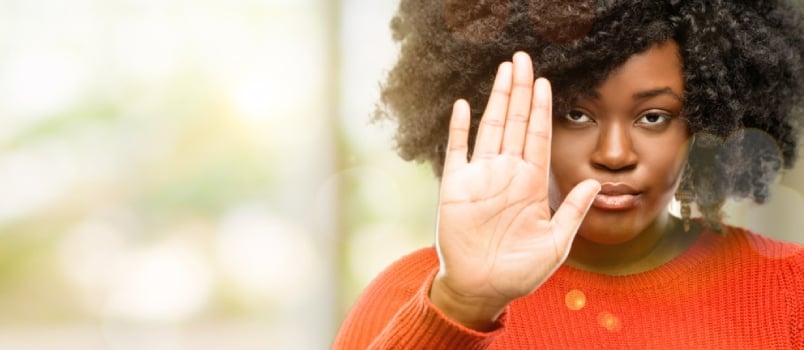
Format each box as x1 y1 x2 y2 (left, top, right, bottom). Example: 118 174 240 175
637 112 671 126
565 110 593 123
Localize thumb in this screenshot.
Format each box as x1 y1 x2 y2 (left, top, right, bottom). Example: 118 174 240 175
550 179 600 259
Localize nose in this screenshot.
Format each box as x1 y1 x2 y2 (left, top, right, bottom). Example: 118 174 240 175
590 123 638 171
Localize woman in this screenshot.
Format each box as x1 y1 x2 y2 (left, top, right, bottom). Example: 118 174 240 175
334 0 804 348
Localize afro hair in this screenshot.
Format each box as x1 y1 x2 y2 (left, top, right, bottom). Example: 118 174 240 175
375 0 804 229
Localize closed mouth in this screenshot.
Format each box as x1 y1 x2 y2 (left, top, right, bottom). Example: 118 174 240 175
598 183 640 196
593 183 641 210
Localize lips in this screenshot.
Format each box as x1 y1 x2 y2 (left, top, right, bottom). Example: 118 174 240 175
593 183 641 210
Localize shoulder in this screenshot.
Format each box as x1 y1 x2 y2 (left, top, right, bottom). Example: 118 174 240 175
727 228 804 344
343 247 439 315
365 247 440 296
718 225 804 282
724 225 803 261
333 247 440 348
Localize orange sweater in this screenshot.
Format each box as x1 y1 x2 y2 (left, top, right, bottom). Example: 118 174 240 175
333 226 804 349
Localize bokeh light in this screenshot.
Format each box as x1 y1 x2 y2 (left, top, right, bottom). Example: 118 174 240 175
597 311 622 332
0 0 379 348
104 238 212 323
216 205 320 305
564 289 586 311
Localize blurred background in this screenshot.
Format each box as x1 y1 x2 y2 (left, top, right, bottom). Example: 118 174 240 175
0 0 800 349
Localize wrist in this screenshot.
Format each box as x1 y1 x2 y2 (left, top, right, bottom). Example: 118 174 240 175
429 274 509 332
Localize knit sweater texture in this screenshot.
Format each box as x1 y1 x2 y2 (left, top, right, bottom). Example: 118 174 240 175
333 226 804 349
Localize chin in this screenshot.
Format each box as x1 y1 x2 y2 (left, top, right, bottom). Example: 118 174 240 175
577 230 641 245
576 211 647 245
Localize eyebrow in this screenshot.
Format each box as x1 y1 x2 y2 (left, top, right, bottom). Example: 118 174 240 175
632 87 684 102
581 87 684 102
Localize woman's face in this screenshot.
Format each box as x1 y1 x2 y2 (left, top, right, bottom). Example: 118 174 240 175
549 40 690 244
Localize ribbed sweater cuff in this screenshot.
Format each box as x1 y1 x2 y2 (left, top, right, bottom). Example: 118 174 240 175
369 270 506 349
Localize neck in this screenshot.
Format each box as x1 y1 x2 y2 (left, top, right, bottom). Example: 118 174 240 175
565 213 700 276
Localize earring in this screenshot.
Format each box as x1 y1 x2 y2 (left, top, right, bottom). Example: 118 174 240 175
676 163 694 233
675 186 692 233
680 198 691 233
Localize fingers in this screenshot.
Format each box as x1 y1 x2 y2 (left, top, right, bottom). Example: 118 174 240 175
501 52 535 156
473 52 546 162
523 78 553 177
472 62 512 160
444 99 471 171
550 179 601 254
470 52 550 164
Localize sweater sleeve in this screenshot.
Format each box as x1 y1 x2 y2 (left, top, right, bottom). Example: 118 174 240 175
332 248 506 350
790 249 804 349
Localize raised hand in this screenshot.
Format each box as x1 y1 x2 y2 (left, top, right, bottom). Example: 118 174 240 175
429 52 601 330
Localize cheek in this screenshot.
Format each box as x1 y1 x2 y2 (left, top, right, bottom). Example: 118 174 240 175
548 172 562 210
661 135 691 182
549 132 590 209
548 141 566 210
642 132 692 194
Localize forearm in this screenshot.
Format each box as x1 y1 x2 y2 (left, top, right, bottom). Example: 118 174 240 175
334 269 505 350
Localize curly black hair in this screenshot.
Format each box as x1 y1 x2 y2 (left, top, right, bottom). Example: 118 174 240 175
374 0 804 230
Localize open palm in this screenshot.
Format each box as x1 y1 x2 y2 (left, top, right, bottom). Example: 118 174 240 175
431 52 600 327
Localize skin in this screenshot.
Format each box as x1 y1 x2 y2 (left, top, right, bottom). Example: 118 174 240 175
430 40 699 331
